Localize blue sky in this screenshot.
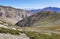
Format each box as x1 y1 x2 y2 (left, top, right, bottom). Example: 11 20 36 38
0 0 60 9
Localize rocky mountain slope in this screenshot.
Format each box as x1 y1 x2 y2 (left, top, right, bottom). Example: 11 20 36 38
0 9 60 39
16 11 60 27
0 5 32 25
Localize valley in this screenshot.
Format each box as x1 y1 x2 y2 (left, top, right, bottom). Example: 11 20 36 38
0 5 60 39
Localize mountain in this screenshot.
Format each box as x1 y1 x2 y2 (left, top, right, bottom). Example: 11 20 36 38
16 11 60 27
0 5 32 25
0 5 60 27
28 9 41 13
42 7 60 12
29 7 60 13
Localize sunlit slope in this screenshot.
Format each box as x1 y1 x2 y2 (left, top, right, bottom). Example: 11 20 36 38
16 11 60 27
32 12 60 26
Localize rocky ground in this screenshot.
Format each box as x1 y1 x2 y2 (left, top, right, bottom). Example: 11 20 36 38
0 33 30 39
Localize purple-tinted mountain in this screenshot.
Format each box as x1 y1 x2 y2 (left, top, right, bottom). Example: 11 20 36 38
42 7 60 12
28 9 41 13
29 7 60 13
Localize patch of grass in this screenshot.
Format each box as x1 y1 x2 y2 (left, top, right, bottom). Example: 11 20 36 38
24 32 60 39
0 28 20 35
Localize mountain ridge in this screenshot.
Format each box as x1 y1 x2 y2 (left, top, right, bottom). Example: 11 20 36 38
29 7 60 13
0 5 33 25
16 11 60 27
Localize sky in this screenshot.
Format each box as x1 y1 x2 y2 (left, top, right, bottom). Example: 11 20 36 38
0 0 60 9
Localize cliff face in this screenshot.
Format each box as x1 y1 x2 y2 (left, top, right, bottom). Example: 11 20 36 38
16 11 60 27
0 5 32 25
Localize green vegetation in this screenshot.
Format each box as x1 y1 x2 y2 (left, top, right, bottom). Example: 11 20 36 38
0 27 60 39
0 28 20 35
24 32 60 39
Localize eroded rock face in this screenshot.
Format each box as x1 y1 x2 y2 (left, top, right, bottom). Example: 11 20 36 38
0 5 32 25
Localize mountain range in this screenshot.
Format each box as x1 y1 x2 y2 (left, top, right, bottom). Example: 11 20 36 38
29 7 60 13
0 5 60 27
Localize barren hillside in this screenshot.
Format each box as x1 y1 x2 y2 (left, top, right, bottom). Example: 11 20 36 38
16 11 60 27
